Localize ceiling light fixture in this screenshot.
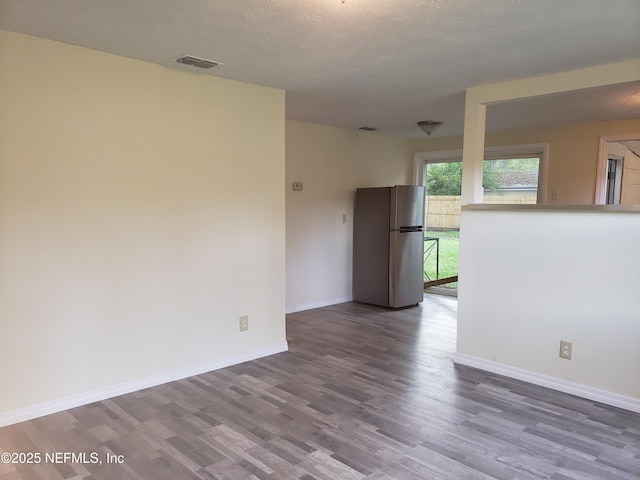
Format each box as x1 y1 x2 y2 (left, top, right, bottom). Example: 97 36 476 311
417 120 443 136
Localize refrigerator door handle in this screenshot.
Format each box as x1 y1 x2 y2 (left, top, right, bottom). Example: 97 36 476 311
397 226 424 233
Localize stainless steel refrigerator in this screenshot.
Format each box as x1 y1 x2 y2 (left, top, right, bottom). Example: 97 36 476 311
353 185 425 308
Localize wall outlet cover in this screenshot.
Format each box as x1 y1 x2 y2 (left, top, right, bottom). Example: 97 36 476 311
239 315 249 332
559 340 572 360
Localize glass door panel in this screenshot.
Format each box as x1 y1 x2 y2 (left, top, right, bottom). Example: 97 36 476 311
423 161 461 290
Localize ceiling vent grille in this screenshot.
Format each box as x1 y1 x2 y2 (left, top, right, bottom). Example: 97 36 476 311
176 55 220 69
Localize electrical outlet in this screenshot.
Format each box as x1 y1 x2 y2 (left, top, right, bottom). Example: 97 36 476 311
239 315 249 332
559 340 572 360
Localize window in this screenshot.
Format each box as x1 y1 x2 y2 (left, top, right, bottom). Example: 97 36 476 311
414 143 548 204
482 156 541 205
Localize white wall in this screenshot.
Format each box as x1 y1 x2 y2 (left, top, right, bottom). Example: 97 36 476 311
285 120 412 311
457 208 640 407
0 31 286 422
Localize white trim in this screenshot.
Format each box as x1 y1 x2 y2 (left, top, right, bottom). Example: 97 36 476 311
0 342 289 428
484 144 546 159
414 148 464 164
595 134 640 205
413 150 462 185
453 353 640 413
285 295 353 314
412 154 425 185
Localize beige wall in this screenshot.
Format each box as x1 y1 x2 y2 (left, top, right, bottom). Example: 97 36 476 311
285 120 412 311
0 31 286 418
412 119 640 204
621 148 640 205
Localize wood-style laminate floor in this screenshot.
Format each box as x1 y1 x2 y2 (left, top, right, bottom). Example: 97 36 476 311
1 295 638 479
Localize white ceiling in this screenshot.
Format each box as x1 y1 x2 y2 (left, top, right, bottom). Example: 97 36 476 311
1 0 639 138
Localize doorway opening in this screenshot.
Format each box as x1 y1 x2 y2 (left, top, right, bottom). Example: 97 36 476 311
605 155 624 205
596 135 640 205
423 160 461 291
416 144 547 294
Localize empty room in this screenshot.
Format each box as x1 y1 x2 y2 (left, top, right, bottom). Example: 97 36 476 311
0 1 639 479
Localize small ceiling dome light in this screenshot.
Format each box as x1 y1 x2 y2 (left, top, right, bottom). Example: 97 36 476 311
417 120 443 136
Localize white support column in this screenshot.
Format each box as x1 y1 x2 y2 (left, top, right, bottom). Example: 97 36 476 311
461 94 486 205
459 58 640 206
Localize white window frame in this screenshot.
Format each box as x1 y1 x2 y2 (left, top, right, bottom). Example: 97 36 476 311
413 143 549 204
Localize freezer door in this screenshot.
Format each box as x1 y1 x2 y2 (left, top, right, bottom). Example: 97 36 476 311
389 231 424 307
390 185 425 230
353 187 391 306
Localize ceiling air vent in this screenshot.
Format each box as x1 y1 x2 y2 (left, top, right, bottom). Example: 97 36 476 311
359 127 377 131
176 55 220 69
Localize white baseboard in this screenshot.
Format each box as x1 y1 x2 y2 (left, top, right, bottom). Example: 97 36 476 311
453 353 640 413
285 295 353 314
0 342 289 428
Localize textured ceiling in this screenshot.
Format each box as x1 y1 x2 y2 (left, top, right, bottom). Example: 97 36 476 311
1 0 639 138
